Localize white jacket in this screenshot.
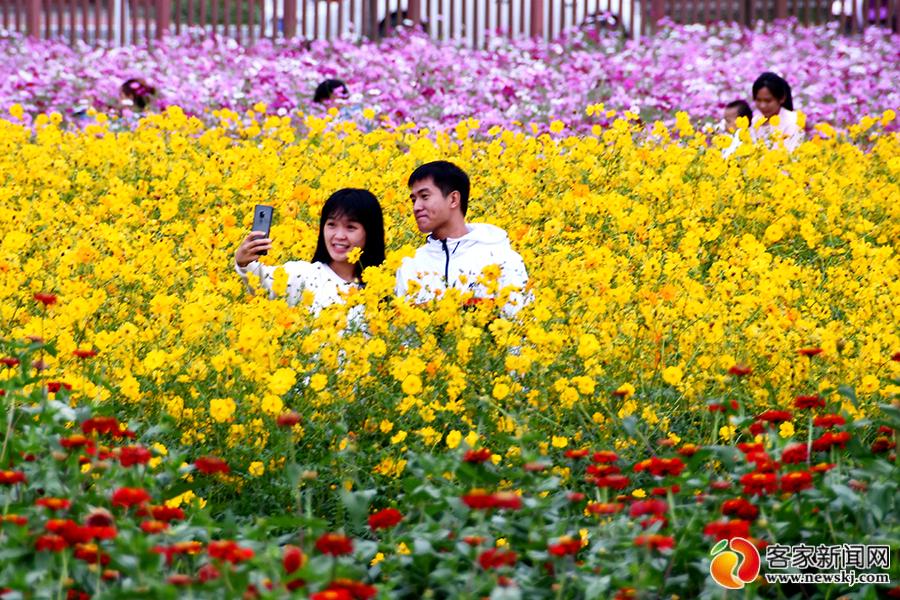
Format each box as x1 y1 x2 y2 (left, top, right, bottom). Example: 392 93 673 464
394 223 530 315
752 107 804 152
235 259 356 314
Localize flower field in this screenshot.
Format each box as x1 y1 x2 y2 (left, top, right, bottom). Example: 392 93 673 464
1 35 900 598
2 22 900 132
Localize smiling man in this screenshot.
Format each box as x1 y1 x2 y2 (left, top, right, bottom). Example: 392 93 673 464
395 161 530 315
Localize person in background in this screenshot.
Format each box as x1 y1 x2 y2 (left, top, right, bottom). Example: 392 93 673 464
313 79 350 104
751 72 804 152
721 99 753 158
120 78 157 112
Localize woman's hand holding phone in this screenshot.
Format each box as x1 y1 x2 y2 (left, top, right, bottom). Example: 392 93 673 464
235 231 273 268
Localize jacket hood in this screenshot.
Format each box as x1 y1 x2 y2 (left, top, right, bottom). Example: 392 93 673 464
424 223 511 254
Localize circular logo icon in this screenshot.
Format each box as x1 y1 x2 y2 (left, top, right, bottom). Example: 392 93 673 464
710 537 761 589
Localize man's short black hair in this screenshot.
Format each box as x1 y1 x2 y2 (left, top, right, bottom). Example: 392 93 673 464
726 99 753 122
408 161 470 216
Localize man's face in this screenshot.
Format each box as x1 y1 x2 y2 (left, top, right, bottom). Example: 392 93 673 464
409 177 455 234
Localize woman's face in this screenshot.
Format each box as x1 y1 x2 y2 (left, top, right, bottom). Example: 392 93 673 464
754 86 783 119
323 214 366 263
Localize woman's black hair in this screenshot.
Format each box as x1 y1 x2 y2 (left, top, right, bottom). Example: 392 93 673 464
311 188 386 280
313 79 348 103
120 78 157 111
752 72 794 112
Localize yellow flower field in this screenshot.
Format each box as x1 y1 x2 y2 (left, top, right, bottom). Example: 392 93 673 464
1 108 899 472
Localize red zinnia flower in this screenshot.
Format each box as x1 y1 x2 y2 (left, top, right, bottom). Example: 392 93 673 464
591 451 619 463
633 534 675 551
81 416 121 436
73 349 98 359
167 574 193 586
35 498 71 511
703 519 751 541
592 474 630 490
35 534 67 552
368 508 403 531
737 442 764 454
276 411 302 427
463 448 492 463
567 492 586 503
196 563 221 583
478 548 518 569
310 591 353 600
781 443 809 464
463 536 485 546
586 502 625 515
794 395 825 410
208 540 254 563
812 431 851 452
315 533 354 556
34 293 58 306
140 520 169 534
491 492 523 510
871 437 896 454
797 347 823 357
119 445 152 467
46 381 72 394
564 448 589 459
60 434 94 450
0 470 26 485
629 499 668 518
811 462 836 474
326 579 377 600
781 471 813 493
728 364 752 376
283 544 306 573
548 536 582 557
739 472 777 495
194 456 230 474
813 414 846 429
721 498 759 520
0 357 20 368
587 464 621 477
111 487 151 508
461 490 496 509
677 444 699 457
148 506 185 522
2 514 28 526
74 543 110 565
633 457 685 477
755 410 793 423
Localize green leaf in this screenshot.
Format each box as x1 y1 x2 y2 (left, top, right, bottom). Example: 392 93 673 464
710 539 728 555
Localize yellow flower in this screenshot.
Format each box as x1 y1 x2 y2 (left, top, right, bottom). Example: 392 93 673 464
778 422 795 439
632 488 646 498
492 382 510 400
551 436 568 449
396 542 411 555
464 431 479 447
309 373 328 392
859 375 879 394
390 431 407 444
210 398 236 423
661 366 683 386
402 375 423 396
248 461 265 477
379 420 394 434
9 103 24 120
269 368 297 395
719 425 736 441
549 120 565 134
362 108 376 120
445 430 462 449
371 552 385 566
346 247 362 264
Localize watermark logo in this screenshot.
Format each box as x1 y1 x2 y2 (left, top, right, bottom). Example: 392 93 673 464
710 537 761 589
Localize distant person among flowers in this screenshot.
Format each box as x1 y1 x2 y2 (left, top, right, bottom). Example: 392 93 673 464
313 79 350 104
234 189 386 314
120 78 157 112
751 72 804 152
395 161 530 316
721 99 752 158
